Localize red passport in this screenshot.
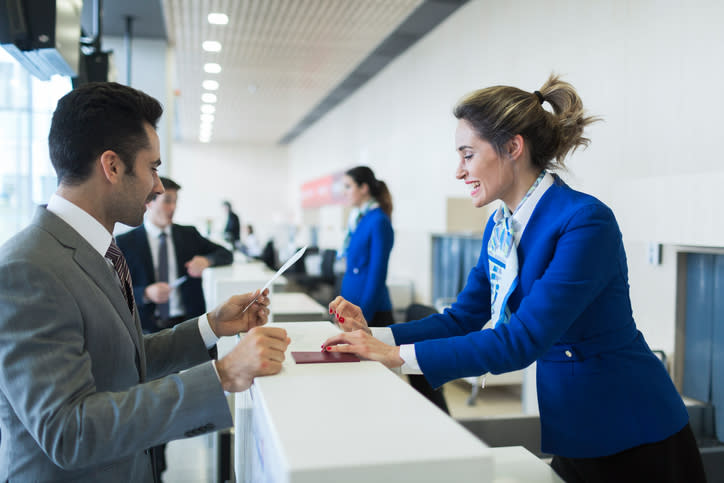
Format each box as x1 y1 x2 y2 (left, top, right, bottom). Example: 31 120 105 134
292 351 361 364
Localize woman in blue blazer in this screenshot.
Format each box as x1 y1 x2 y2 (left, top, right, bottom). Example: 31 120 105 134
324 76 705 482
339 166 395 326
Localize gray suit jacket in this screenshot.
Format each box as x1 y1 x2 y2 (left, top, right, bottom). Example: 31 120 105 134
0 207 233 482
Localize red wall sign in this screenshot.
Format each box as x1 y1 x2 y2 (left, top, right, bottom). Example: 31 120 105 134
300 172 346 208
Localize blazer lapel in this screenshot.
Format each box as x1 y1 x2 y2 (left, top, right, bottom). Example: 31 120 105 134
34 208 145 366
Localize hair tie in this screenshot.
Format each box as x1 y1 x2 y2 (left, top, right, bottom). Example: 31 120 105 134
534 90 544 105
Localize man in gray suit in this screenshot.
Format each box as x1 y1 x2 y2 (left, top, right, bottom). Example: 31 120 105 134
0 82 290 482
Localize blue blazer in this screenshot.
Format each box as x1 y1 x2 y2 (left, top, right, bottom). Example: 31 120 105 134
341 207 394 321
391 177 688 458
116 224 233 333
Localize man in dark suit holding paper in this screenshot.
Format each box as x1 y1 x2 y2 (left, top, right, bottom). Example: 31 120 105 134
117 176 233 334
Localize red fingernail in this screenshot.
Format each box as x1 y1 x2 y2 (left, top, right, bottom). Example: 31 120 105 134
339 317 345 323
326 346 331 351
329 308 334 314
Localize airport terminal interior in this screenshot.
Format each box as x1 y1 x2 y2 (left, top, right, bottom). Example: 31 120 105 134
2 0 724 482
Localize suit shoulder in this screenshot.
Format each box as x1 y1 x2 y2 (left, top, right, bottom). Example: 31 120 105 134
115 226 143 240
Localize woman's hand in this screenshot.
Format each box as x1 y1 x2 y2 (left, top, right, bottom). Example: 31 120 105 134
321 330 404 369
328 296 371 334
208 289 270 337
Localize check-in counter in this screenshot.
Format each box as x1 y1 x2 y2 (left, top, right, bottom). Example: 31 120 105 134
269 292 328 322
235 322 491 482
202 262 288 307
226 322 563 483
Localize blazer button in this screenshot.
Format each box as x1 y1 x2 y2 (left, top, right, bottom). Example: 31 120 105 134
565 350 573 358
353 268 359 274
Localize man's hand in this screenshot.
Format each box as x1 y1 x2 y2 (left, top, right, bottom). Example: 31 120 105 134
328 296 371 334
185 256 211 277
216 326 290 392
144 282 172 303
208 289 270 337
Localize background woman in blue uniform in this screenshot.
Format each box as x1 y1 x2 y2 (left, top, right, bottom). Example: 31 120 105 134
323 76 705 482
338 166 394 327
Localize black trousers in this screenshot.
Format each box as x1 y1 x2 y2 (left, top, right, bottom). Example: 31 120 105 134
368 310 394 327
551 423 706 483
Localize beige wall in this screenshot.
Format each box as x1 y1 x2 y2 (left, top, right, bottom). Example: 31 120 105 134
283 0 724 356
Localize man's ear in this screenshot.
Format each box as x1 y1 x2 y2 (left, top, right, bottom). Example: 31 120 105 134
505 134 525 161
98 150 123 183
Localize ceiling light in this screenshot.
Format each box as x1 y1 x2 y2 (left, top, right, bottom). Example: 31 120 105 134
202 41 222 52
202 80 219 91
201 104 216 114
201 93 217 104
204 63 221 74
208 13 228 25
200 113 215 123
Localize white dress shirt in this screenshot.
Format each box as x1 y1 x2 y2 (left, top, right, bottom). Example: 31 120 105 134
383 172 556 374
143 220 185 318
46 194 218 349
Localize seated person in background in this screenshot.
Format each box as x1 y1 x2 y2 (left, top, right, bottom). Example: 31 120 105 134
242 224 262 257
323 75 705 483
117 176 233 333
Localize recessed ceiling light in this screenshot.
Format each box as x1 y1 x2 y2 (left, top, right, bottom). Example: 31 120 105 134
204 63 221 74
200 113 215 123
202 80 219 91
201 93 217 104
202 40 222 52
201 104 216 114
208 13 228 25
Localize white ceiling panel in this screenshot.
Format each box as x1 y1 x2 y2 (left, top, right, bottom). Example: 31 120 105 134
163 0 424 144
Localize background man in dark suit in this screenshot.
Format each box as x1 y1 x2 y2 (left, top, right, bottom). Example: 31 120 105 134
117 177 233 334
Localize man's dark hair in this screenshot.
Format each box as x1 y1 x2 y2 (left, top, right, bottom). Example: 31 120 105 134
48 82 163 185
160 176 181 191
149 176 181 201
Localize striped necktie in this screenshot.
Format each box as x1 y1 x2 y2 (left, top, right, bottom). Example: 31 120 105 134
106 240 135 314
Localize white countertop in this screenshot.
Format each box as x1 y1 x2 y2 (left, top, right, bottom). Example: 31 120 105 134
227 322 563 482
236 322 492 482
269 292 328 322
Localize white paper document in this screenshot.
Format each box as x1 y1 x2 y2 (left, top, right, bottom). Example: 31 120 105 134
169 275 187 289
242 245 308 313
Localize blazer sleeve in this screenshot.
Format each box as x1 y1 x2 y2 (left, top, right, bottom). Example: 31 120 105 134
0 262 231 470
358 215 394 320
414 203 622 388
188 227 233 266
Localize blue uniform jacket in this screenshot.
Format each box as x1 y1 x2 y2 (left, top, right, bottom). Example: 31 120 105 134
391 177 688 458
341 207 394 321
116 224 233 333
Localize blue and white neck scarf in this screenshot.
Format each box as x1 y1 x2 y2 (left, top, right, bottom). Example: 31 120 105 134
338 200 379 259
487 170 547 327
